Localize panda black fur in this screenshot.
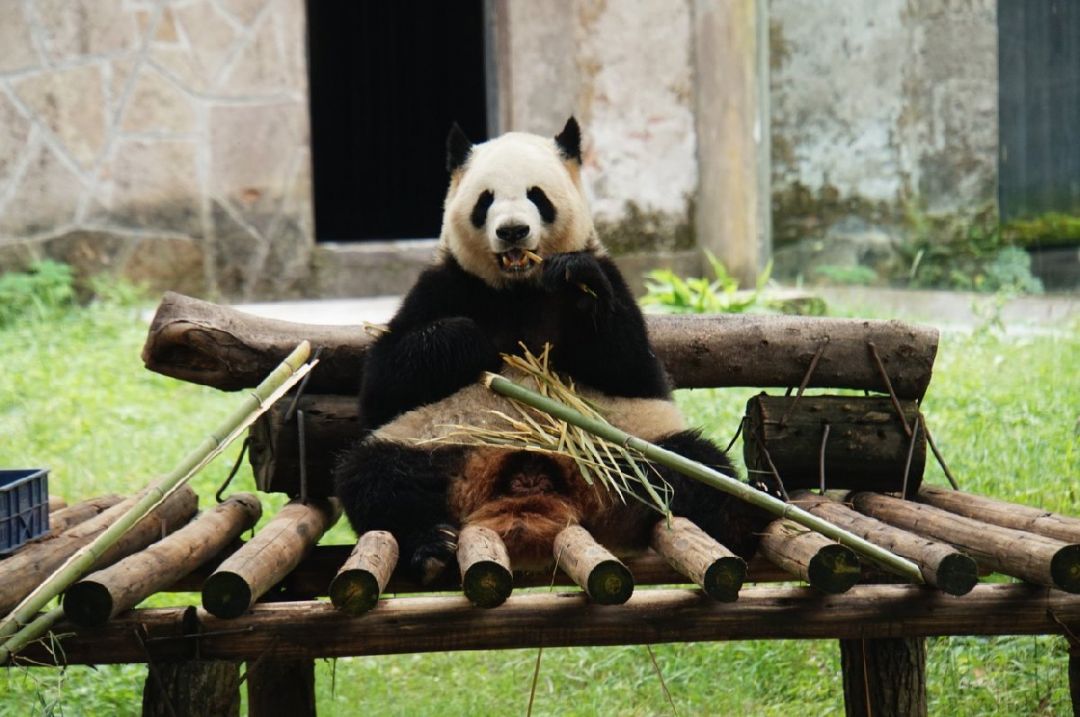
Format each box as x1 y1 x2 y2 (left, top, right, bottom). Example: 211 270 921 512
334 118 774 583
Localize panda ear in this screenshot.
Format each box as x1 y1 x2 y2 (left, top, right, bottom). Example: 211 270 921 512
554 116 582 163
446 123 473 173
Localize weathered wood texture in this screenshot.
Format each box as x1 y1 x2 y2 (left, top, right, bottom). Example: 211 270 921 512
744 396 925 494
43 494 124 536
247 658 315 717
457 525 513 608
554 525 634 604
651 517 746 601
840 637 927 717
142 293 938 397
919 485 1080 543
791 492 977 595
47 496 67 512
202 498 340 618
759 519 862 594
0 486 198 615
64 494 262 627
142 660 241 717
329 531 399 615
851 492 1080 593
249 394 359 495
14 585 1080 665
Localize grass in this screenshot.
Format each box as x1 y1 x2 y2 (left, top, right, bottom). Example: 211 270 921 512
0 297 1078 716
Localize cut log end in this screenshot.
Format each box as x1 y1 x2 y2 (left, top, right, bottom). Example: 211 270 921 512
935 553 979 596
586 560 634 605
202 571 253 619
1051 545 1080 594
328 570 381 615
462 561 514 609
62 581 114 628
329 531 399 615
702 557 748 602
807 544 861 595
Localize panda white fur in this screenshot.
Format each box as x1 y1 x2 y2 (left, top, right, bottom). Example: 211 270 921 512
334 118 773 582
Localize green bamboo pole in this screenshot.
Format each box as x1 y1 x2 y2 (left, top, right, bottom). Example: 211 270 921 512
484 373 924 584
0 342 313 665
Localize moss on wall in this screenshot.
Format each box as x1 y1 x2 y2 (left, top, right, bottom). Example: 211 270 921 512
595 200 696 254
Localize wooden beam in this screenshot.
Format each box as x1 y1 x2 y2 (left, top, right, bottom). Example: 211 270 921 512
919 485 1080 543
329 531 398 615
554 525 634 604
840 637 927 717
142 660 240 717
11 585 1080 665
142 293 938 398
651 517 746 601
45 495 124 535
759 519 862 594
458 525 513 608
247 658 315 717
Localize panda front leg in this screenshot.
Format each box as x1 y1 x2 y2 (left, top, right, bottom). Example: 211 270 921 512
334 439 463 585
649 430 777 561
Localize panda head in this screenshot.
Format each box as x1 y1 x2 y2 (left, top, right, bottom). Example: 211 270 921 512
439 117 603 288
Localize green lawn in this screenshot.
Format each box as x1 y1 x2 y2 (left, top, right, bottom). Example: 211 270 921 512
0 300 1077 716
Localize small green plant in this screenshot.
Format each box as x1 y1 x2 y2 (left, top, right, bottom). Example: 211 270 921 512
0 260 76 326
641 253 775 314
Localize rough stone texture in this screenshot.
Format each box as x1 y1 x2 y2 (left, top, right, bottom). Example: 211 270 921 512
103 139 202 235
32 0 140 62
0 92 31 197
0 136 83 236
770 0 999 278
121 67 198 134
0 0 40 74
121 235 206 296
13 64 108 170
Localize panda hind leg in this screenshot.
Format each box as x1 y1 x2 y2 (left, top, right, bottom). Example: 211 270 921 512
333 439 462 585
651 430 777 561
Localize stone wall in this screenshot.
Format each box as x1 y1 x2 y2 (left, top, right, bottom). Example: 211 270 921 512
0 0 312 300
769 0 999 281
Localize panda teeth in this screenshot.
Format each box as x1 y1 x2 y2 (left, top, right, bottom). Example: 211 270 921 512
499 249 529 272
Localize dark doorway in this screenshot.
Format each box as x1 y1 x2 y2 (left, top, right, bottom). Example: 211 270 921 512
306 2 490 241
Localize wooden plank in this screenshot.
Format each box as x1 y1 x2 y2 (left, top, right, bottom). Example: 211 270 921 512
919 485 1080 543
11 584 1080 665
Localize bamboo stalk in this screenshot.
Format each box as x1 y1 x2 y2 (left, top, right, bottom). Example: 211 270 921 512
457 525 513 608
45 495 125 535
651 517 746 601
553 525 634 604
484 373 924 584
759 519 862 594
202 498 340 619
791 491 978 596
329 531 399 615
64 494 263 627
919 485 1080 543
852 492 1080 593
0 341 312 665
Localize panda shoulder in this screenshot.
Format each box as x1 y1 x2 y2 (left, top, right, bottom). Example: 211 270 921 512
389 255 488 329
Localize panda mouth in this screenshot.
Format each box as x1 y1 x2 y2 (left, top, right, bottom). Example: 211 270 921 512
497 248 542 274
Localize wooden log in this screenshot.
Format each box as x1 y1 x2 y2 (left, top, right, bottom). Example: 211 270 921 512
744 395 925 494
12 584 1080 665
919 485 1080 543
142 292 938 398
44 494 125 535
791 492 977 595
47 495 67 512
328 531 399 615
851 492 1080 593
142 660 241 717
249 394 359 496
840 637 927 717
457 525 513 608
247 657 315 717
0 487 198 615
202 498 341 619
650 517 746 601
759 519 861 594
553 525 634 604
64 494 262 627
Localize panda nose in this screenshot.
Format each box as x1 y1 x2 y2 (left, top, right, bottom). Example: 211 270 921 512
496 224 530 244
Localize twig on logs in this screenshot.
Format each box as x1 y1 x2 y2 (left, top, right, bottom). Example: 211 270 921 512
457 525 513 608
778 339 829 428
759 519 862 594
851 492 1080 593
202 498 341 619
920 418 960 490
901 415 922 499
651 517 746 601
64 494 263 627
553 525 634 604
791 491 978 596
818 423 831 495
329 531 399 615
867 341 913 438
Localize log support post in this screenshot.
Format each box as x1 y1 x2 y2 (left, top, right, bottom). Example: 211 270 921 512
141 660 241 717
246 657 316 717
839 637 927 717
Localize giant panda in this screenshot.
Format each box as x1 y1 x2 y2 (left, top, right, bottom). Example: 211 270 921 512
334 118 775 583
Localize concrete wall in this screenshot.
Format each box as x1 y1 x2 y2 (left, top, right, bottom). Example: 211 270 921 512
769 0 999 281
0 0 313 300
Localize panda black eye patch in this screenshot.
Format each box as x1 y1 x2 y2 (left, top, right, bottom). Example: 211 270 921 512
527 187 557 224
470 190 495 228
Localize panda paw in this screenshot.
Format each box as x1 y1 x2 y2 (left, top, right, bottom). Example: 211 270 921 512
542 252 613 306
410 524 459 586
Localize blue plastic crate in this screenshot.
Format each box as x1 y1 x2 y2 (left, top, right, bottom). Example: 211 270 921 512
0 468 50 555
